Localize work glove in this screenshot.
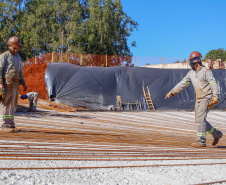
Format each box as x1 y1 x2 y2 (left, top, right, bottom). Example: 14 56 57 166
0 89 5 102
207 97 219 109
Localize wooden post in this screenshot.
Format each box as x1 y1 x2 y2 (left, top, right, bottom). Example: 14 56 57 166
67 52 69 63
106 55 108 67
52 52 54 62
162 57 164 68
61 31 64 62
80 54 83 65
35 55 37 64
135 56 137 66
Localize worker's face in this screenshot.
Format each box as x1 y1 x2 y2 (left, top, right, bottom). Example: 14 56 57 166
190 58 197 68
193 62 199 69
189 57 200 69
8 44 21 55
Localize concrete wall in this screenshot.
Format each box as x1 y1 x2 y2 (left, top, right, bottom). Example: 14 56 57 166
142 62 226 69
143 63 190 69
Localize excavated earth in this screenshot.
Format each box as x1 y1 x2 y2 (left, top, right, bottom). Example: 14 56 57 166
19 63 48 99
0 99 226 185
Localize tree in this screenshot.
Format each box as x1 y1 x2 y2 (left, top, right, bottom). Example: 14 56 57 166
0 0 138 62
0 1 17 53
16 0 85 59
83 0 138 56
205 48 226 60
0 0 29 53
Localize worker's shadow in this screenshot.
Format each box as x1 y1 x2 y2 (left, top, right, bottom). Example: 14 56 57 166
214 145 226 149
16 105 95 119
21 130 85 135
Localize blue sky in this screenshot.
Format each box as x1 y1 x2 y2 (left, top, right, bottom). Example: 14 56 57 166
121 0 226 66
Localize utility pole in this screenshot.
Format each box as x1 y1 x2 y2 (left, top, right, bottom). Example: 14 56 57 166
80 54 83 65
35 55 37 64
61 31 64 62
162 57 164 68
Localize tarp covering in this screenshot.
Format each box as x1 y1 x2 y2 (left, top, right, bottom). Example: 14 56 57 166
44 62 226 110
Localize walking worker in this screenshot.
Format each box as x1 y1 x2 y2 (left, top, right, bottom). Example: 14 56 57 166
165 51 223 147
0 36 27 133
21 92 39 112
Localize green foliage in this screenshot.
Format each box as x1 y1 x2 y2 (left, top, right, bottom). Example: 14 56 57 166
82 0 138 56
205 48 226 60
0 1 16 53
0 0 138 61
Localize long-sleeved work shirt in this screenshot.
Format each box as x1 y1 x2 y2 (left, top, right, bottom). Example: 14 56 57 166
26 92 38 100
0 50 25 85
171 66 219 101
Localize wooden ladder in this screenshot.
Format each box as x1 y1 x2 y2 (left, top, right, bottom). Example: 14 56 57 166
142 86 155 110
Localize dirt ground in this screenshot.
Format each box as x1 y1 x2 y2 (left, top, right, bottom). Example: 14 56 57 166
19 63 48 100
17 97 78 112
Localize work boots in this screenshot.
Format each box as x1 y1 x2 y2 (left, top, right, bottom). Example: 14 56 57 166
191 143 206 148
212 132 223 146
0 127 21 133
191 132 223 147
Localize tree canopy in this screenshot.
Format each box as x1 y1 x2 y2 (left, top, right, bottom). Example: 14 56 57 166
205 48 226 60
0 0 138 61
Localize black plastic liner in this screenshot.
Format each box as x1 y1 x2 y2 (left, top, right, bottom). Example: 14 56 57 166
44 62 226 110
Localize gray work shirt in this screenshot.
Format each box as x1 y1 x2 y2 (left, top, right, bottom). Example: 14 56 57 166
26 92 39 99
171 66 219 101
0 50 25 85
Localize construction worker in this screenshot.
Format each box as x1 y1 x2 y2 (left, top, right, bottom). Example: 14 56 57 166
165 51 223 147
0 36 27 133
207 56 214 69
21 92 39 111
216 56 221 69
